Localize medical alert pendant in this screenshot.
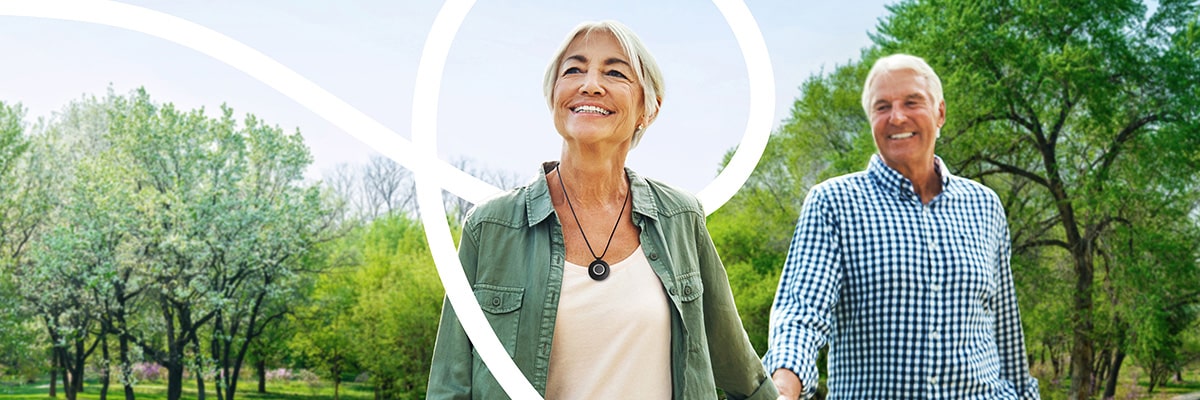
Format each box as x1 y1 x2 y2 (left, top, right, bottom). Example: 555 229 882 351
588 259 609 281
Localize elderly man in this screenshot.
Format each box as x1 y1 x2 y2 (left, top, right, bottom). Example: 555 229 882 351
763 54 1040 399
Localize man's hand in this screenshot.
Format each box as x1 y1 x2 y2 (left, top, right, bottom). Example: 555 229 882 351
772 368 803 400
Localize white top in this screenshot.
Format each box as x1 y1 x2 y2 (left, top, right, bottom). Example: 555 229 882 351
544 246 672 399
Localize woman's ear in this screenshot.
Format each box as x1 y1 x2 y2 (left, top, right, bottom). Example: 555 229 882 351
644 96 663 126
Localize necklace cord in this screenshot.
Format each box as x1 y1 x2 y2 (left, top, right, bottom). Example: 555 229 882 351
555 165 630 261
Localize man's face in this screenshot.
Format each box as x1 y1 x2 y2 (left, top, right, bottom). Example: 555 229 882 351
866 68 945 175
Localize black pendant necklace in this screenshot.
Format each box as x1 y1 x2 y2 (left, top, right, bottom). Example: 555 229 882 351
556 166 630 281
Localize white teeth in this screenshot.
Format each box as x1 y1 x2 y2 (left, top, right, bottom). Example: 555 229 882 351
889 132 915 139
572 105 611 115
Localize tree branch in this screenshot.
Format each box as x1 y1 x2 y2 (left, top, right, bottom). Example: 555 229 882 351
1093 114 1161 182
983 157 1052 189
1017 239 1072 252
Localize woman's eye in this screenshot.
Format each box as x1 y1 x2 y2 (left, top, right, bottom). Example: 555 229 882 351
563 67 582 75
606 70 628 79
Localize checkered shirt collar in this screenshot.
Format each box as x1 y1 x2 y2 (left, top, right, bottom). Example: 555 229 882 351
866 153 955 202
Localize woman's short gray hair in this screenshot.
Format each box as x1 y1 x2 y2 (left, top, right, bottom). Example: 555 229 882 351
861 54 944 116
543 20 664 148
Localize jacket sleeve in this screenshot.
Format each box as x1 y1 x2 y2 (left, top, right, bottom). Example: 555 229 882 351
426 217 480 399
991 206 1041 400
762 187 840 400
695 209 780 400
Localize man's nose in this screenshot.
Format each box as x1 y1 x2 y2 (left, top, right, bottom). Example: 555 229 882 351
889 107 907 124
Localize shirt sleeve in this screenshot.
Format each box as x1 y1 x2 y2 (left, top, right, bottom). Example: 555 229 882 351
763 186 842 400
426 216 479 400
990 205 1041 400
695 206 780 400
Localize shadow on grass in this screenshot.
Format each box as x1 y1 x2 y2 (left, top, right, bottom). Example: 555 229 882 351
0 380 377 400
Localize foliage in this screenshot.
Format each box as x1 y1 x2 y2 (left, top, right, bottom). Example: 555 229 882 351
347 215 444 400
0 88 338 400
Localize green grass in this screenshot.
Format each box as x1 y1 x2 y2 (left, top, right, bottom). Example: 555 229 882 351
0 379 377 400
1031 363 1200 399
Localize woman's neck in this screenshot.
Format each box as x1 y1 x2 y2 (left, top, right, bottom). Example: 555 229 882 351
555 144 629 208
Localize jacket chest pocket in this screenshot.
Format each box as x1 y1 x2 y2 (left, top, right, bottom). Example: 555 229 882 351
670 272 704 302
473 284 525 356
669 271 705 348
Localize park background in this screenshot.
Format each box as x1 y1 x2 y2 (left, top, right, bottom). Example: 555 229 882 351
1 0 1197 399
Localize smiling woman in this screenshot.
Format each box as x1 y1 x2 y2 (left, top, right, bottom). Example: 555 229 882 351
426 20 779 400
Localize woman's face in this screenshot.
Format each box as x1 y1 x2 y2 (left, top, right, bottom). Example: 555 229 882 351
552 30 646 148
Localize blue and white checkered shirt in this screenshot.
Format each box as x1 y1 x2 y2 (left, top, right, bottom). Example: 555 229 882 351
764 154 1039 399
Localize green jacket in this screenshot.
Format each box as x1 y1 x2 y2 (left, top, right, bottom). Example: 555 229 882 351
427 162 778 400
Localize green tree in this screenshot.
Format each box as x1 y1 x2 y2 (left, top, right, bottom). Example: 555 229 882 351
289 237 362 400
61 88 336 400
347 215 444 399
0 101 42 384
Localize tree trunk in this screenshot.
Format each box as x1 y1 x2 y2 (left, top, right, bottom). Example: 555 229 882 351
118 333 135 400
1068 252 1095 400
194 335 206 400
1094 348 1110 386
61 360 71 400
1101 350 1125 400
196 368 206 400
166 359 184 400
100 335 110 400
49 355 58 398
72 338 86 397
257 360 266 393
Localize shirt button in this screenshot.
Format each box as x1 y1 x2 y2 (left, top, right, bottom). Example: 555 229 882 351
649 252 659 261
931 284 942 292
928 239 937 249
929 376 938 385
931 330 941 340
492 297 501 307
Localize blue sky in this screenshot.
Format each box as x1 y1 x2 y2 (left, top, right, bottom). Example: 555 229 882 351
0 0 893 195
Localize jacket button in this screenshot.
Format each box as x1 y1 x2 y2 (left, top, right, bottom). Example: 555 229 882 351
684 286 693 296
648 253 659 261
492 297 501 307
669 288 677 295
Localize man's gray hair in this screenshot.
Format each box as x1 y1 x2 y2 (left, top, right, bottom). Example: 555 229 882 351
861 54 944 116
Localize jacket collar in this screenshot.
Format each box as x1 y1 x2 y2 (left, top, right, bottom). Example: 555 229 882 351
525 161 658 227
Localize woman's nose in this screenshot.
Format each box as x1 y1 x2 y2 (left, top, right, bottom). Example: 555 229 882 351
579 72 605 95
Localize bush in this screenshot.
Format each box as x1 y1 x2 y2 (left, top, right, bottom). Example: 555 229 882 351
131 362 166 381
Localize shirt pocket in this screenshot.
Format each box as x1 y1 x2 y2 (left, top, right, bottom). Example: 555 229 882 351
473 283 524 357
